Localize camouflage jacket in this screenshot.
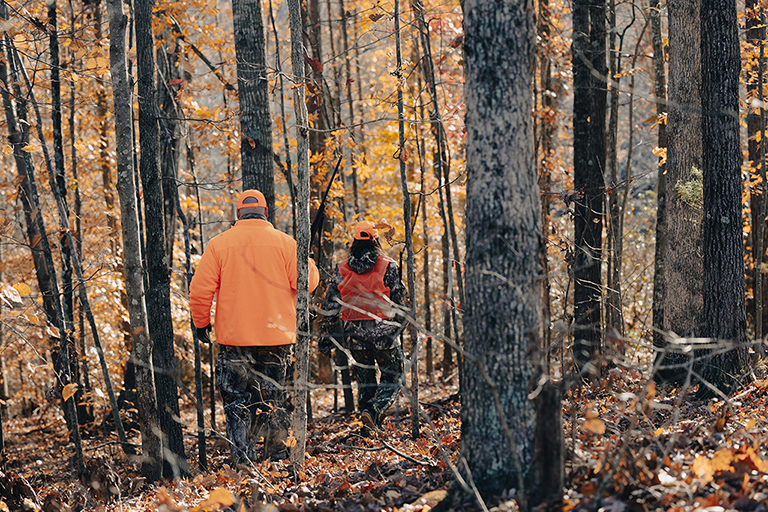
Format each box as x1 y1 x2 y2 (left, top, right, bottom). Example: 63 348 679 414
319 250 409 351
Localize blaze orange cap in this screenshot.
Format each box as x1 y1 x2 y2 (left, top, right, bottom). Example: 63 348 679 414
237 190 268 219
354 221 379 241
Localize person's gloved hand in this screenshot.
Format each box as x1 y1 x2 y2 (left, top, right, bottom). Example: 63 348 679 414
197 324 212 344
318 335 334 356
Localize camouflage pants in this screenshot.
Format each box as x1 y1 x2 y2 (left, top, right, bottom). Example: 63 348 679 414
216 344 292 464
349 345 404 422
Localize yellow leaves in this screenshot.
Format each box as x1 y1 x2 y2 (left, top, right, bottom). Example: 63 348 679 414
692 447 768 484
2 145 11 156
583 403 606 435
693 449 734 484
62 383 77 402
21 144 38 153
0 283 22 305
197 488 236 510
13 283 31 297
652 146 667 166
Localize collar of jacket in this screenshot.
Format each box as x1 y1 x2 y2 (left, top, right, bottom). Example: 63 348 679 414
234 218 273 227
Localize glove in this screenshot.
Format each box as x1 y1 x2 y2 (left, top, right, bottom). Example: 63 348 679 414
318 335 334 356
196 324 212 344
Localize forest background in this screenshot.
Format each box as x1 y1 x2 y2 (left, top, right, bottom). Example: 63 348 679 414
1 0 767 509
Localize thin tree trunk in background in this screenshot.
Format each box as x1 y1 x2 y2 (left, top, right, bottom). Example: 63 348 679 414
656 0 703 383
413 0 462 369
421 153 433 378
232 0 276 216
107 0 163 479
288 0 311 463
340 0 360 215
2 38 84 475
572 0 606 371
268 0 297 234
699 0 750 396
393 0 419 439
747 0 767 339
537 0 554 357
651 0 667 373
157 35 181 266
136 0 186 478
605 0 623 336
68 1 92 409
0 26 59 387
757 14 767 342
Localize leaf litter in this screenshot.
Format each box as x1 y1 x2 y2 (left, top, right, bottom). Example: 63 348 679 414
7 365 768 511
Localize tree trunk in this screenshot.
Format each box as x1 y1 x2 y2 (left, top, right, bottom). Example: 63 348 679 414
288 0 311 464
451 0 543 506
650 0 668 378
421 154 433 378
135 0 186 477
656 0 703 383
157 34 182 266
393 0 419 439
572 0 606 371
232 0 275 218
107 0 163 480
698 0 750 396
537 0 555 356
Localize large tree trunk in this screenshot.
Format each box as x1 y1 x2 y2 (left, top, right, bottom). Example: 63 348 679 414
572 0 606 371
698 0 750 396
656 0 703 383
449 0 546 507
232 0 275 217
107 0 163 481
135 0 186 477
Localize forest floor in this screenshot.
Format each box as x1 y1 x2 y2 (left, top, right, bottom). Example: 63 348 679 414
2 360 768 512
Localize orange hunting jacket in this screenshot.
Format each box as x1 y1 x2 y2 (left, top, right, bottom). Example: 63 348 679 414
189 219 319 347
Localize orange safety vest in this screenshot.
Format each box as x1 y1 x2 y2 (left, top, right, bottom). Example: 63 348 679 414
338 255 395 321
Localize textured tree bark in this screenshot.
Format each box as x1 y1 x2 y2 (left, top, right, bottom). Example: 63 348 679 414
572 0 605 371
107 0 163 480
699 0 750 396
135 0 186 477
288 0 311 464
655 0 703 383
538 0 555 355
448 0 544 506
157 34 182 265
232 0 275 218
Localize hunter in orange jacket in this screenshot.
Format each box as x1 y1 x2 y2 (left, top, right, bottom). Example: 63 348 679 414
189 190 320 464
189 192 319 347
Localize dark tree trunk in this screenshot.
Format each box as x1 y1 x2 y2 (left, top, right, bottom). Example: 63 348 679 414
655 0 703 383
698 0 750 396
450 0 545 506
157 35 182 265
572 0 606 371
650 0 668 377
537 0 555 356
135 0 186 477
232 0 275 217
107 0 163 480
